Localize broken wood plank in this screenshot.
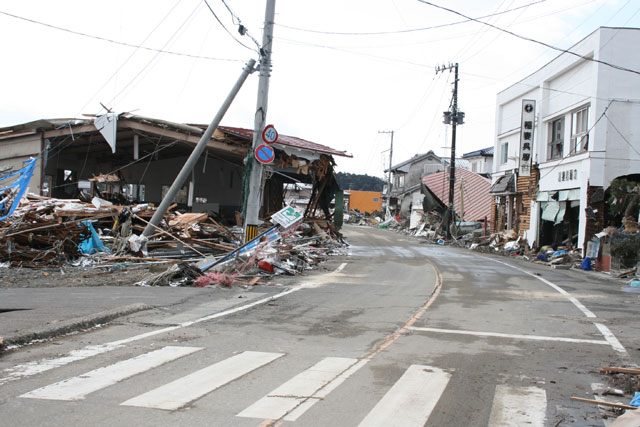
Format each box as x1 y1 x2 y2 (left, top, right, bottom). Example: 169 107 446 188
132 214 205 257
600 367 640 375
570 396 637 410
186 238 235 251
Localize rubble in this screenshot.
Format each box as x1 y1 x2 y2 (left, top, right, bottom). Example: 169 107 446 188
0 194 348 288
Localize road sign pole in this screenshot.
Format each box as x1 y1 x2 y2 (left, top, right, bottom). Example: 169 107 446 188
244 0 276 242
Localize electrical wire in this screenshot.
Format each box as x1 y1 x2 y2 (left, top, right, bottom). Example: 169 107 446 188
537 100 612 182
418 1 640 76
0 9 241 63
105 1 203 112
202 0 257 52
275 0 547 36
604 112 640 158
218 0 261 49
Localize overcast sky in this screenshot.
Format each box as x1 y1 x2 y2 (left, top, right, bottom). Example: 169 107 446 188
1 0 639 177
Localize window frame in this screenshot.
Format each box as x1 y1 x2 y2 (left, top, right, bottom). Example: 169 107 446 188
500 142 509 164
547 117 564 160
570 106 589 153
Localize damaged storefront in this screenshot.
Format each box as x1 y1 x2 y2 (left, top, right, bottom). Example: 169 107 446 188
537 188 581 248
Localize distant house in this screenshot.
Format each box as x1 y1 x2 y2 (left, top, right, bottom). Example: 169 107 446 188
0 115 352 224
422 168 491 223
386 150 443 216
348 190 382 214
462 147 493 178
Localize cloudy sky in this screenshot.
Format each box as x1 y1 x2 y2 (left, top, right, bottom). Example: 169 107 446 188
1 0 639 177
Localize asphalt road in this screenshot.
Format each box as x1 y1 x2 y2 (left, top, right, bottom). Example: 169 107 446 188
0 225 638 426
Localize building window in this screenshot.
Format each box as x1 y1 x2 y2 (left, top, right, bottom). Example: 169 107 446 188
547 117 564 160
396 175 405 188
571 107 589 153
500 142 508 164
472 162 477 172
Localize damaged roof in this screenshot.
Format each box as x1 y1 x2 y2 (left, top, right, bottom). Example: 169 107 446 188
0 116 352 161
422 168 491 222
490 174 516 195
217 126 352 158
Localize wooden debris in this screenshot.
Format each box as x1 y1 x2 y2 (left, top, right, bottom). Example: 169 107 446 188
601 367 640 375
570 396 637 410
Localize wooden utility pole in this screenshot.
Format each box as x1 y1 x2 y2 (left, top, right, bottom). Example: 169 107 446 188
436 63 464 239
379 130 394 214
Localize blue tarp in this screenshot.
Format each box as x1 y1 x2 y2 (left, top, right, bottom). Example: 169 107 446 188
78 221 108 254
0 158 37 221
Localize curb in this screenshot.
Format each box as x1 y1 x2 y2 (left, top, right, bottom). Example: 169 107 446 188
1 303 152 349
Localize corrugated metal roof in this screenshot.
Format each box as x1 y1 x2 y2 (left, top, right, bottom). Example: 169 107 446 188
218 126 352 158
421 168 491 221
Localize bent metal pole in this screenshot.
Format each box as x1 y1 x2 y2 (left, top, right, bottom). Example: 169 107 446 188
142 59 257 238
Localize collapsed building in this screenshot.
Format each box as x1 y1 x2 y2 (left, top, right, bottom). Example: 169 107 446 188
0 114 352 225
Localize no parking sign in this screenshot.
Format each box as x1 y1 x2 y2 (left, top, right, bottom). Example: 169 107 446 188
255 144 275 164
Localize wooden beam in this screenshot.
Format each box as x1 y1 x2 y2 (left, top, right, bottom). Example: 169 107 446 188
43 124 98 138
118 119 247 156
570 396 638 410
601 367 640 375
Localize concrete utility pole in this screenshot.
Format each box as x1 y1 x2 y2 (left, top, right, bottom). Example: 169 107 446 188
379 130 394 213
142 59 257 238
436 63 464 239
244 0 276 242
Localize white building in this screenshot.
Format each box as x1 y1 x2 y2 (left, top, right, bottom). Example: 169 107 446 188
492 27 640 250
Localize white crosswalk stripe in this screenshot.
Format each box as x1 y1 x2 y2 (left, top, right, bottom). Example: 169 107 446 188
237 357 367 421
121 350 284 411
357 365 452 427
16 347 548 424
20 346 202 401
488 384 547 426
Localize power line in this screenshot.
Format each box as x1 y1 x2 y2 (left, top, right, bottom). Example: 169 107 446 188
218 0 261 49
418 1 640 77
202 0 256 52
0 9 242 62
106 1 204 111
538 100 612 182
604 112 640 158
275 0 547 36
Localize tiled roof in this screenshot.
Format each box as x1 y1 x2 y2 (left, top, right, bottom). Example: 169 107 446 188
218 126 352 158
422 168 491 221
462 146 494 158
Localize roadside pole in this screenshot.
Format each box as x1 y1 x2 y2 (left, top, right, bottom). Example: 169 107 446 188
244 0 276 242
142 59 257 238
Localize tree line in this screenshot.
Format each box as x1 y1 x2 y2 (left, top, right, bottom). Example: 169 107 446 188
335 172 386 192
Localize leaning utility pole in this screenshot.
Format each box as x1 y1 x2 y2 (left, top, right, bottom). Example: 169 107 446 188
142 58 257 238
379 130 394 212
436 63 464 239
244 0 276 242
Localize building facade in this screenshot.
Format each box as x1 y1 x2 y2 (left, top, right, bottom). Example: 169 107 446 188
492 27 640 250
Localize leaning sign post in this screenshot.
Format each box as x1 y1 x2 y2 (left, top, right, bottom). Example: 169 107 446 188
271 206 303 229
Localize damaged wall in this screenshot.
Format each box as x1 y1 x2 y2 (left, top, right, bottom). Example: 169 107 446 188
0 133 42 194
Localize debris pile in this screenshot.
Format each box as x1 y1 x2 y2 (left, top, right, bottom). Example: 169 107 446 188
0 195 348 288
571 365 640 424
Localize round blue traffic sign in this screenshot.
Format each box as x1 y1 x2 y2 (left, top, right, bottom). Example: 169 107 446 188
255 144 275 164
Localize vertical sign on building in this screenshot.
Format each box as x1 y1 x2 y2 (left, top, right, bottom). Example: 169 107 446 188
519 100 535 177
